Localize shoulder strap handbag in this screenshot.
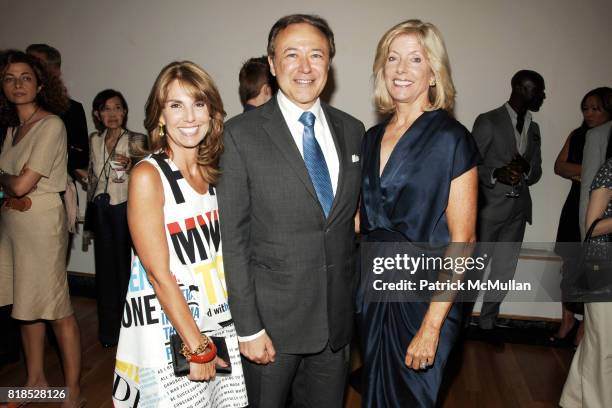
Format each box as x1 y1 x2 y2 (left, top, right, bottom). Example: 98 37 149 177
574 218 612 300
83 131 125 232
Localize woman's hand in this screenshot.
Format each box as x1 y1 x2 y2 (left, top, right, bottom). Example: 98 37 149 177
187 356 229 381
113 153 131 170
405 324 440 370
188 359 216 381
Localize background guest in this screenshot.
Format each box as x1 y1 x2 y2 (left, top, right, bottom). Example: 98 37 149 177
0 50 82 407
357 20 479 407
87 89 146 347
552 87 612 346
238 55 276 111
578 87 612 238
560 156 612 407
471 70 544 340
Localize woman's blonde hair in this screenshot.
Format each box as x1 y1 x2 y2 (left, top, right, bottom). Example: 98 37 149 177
373 19 455 114
144 61 226 184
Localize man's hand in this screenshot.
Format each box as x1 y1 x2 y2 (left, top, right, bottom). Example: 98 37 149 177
74 168 89 189
509 153 530 175
239 333 276 364
493 165 522 186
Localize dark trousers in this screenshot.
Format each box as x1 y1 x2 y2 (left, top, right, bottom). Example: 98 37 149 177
93 200 131 344
242 343 350 408
0 305 20 365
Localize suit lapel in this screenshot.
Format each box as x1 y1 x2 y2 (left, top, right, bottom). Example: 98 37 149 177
524 121 536 160
498 105 518 155
261 100 318 203
322 103 346 225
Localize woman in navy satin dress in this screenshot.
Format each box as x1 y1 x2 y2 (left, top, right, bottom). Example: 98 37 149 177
358 20 480 407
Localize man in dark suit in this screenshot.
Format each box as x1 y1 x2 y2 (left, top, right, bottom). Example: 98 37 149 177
26 44 89 185
471 70 544 334
218 14 364 408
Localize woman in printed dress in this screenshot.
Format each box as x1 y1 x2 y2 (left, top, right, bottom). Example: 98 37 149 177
113 61 247 407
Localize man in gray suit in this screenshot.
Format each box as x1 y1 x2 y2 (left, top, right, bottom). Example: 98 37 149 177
472 70 544 334
217 14 364 408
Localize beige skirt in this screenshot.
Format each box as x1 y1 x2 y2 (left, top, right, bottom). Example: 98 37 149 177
0 194 73 320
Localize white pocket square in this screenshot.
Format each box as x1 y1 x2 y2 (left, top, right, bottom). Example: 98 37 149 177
351 154 360 163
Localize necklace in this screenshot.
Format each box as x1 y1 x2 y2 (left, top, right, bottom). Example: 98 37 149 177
12 106 41 146
19 106 40 126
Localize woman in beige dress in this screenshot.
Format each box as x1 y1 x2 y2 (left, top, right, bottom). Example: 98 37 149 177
0 50 83 407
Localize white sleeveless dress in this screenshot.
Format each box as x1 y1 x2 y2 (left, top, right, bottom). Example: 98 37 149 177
113 154 248 407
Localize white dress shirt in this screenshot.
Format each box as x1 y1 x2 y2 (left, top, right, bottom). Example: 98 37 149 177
276 90 340 193
504 102 532 156
490 103 534 184
237 91 340 342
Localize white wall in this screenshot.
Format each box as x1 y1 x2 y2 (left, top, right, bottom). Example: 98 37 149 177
2 0 611 272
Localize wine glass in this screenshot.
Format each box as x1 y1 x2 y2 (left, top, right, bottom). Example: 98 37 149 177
110 152 127 183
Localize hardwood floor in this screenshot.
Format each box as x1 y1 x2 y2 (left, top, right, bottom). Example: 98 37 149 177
0 297 574 407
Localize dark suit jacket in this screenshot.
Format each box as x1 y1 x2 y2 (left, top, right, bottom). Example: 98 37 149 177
217 98 364 354
472 105 542 224
62 99 89 177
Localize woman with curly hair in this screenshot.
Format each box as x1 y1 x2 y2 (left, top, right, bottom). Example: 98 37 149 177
113 61 247 407
0 50 83 407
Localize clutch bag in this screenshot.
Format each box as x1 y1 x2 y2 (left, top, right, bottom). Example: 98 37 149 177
169 334 232 377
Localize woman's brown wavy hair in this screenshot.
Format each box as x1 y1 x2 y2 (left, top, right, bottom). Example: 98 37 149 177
0 50 69 126
144 61 226 184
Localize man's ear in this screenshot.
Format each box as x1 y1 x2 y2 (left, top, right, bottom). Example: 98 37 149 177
268 56 277 77
260 83 272 98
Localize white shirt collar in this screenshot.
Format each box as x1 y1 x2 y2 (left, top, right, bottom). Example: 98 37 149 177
504 102 532 122
276 90 323 125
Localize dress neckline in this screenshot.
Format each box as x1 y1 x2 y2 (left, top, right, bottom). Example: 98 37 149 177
376 110 440 182
162 154 210 197
10 114 54 148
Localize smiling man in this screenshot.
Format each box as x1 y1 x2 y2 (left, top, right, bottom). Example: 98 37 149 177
217 14 365 408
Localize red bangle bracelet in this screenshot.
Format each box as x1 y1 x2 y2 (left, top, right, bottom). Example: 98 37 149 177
187 341 217 364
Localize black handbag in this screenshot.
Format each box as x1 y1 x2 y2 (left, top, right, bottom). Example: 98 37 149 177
169 334 232 377
573 218 612 299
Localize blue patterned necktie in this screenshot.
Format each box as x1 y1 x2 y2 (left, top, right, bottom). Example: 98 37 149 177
299 111 334 217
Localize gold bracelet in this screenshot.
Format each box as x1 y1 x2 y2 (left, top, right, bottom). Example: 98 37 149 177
179 334 210 359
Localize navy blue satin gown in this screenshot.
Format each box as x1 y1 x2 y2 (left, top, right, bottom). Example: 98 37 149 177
357 109 480 407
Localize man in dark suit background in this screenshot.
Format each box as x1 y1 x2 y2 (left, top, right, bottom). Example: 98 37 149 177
471 70 544 336
26 44 89 185
218 14 364 408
